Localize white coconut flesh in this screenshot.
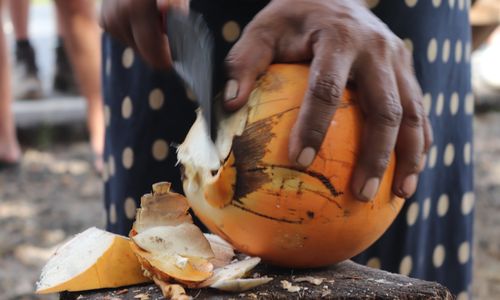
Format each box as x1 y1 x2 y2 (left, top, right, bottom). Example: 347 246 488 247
36 227 115 291
132 224 214 259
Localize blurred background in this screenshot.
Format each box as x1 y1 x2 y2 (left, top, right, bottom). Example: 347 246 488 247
0 0 499 299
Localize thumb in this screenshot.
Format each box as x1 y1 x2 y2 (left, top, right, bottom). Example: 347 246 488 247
223 30 275 111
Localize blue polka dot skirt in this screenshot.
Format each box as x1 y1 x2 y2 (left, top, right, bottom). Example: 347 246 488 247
101 0 474 297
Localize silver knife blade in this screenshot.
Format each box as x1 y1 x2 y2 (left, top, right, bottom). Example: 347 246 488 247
165 8 215 141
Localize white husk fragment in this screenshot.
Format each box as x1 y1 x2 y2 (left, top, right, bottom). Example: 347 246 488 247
177 109 221 171
200 257 262 288
36 227 113 291
177 99 251 174
212 102 250 162
210 277 273 292
133 186 192 233
130 183 271 294
204 234 235 268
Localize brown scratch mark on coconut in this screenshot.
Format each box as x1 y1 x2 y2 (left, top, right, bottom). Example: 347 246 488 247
232 106 300 200
231 203 305 224
232 119 275 200
279 178 286 191
254 97 289 106
300 187 343 210
316 152 356 166
305 170 343 197
241 162 344 208
267 165 343 198
297 181 304 196
256 70 285 92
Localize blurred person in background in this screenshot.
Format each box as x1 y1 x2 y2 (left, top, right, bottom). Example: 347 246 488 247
8 0 43 99
470 0 500 109
0 0 105 171
8 0 78 99
0 0 21 168
53 0 105 171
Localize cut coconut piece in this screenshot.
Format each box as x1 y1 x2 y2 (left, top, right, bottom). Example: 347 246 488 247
132 224 214 259
36 227 149 294
210 277 273 292
204 234 235 268
130 242 213 283
200 257 262 288
133 183 193 233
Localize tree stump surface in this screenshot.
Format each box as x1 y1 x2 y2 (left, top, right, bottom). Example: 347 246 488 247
60 260 453 300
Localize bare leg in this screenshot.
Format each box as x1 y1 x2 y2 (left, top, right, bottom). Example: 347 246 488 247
8 0 43 100
0 2 21 163
54 0 104 171
9 0 30 40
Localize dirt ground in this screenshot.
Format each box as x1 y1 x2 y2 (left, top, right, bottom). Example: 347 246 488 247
1 112 500 300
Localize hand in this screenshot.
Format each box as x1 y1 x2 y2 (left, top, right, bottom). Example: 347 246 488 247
99 0 188 68
223 0 432 201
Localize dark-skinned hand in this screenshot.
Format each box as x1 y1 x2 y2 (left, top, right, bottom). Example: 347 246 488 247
99 0 188 68
100 0 433 201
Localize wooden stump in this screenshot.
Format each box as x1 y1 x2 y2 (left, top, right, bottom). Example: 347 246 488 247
60 260 453 299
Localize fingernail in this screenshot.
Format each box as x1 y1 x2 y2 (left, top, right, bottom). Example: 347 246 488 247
361 177 380 201
224 79 239 102
401 174 418 197
296 147 316 168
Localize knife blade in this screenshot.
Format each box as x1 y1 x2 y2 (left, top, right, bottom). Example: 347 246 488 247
165 8 216 141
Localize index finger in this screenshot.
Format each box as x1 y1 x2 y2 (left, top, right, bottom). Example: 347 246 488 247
289 41 354 168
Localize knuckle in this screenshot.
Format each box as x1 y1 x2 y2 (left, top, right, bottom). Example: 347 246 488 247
368 31 392 57
365 153 392 176
309 73 343 107
399 43 413 62
395 40 414 68
403 153 422 174
424 121 434 150
326 23 354 47
403 103 424 128
427 131 434 147
373 98 403 127
225 31 273 72
298 114 333 147
304 127 327 147
225 51 246 72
